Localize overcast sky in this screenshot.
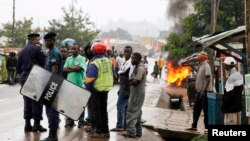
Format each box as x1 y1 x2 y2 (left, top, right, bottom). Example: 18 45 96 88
0 0 171 31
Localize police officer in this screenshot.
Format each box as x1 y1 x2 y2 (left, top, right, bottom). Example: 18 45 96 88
85 42 113 138
17 33 47 132
40 32 62 141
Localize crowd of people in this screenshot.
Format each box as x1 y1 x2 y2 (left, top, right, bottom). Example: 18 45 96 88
186 51 243 133
15 32 150 141
2 31 244 140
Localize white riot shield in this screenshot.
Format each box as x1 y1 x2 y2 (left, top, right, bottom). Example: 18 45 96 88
20 65 91 120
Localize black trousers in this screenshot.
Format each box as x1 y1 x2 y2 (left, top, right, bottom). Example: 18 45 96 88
91 91 109 134
21 81 43 121
192 91 208 129
87 93 94 128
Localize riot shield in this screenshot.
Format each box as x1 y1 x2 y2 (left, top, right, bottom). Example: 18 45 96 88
20 65 90 120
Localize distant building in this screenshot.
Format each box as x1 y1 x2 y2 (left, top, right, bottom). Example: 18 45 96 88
159 31 168 39
0 36 8 47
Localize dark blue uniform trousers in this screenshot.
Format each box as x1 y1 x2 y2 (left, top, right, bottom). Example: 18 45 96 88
21 81 43 121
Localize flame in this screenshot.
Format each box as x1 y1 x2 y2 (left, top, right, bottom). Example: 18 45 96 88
166 60 191 86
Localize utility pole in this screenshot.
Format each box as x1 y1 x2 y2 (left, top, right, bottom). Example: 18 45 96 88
71 0 75 39
211 0 220 33
246 0 250 66
209 0 220 87
245 0 250 124
12 0 15 48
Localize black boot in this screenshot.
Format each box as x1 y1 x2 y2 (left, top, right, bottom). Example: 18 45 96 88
24 119 32 132
40 129 58 141
33 120 47 132
65 118 75 128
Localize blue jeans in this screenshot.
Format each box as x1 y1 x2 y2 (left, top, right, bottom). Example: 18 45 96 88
116 85 128 128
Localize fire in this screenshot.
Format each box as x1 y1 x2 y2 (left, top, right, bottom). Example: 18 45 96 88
166 60 191 86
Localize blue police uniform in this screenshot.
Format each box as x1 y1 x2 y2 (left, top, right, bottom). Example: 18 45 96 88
17 41 45 123
44 46 62 130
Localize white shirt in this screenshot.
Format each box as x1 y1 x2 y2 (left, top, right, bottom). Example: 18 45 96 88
116 56 125 69
118 58 134 78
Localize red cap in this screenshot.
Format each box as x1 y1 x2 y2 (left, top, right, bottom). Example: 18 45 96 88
91 42 107 54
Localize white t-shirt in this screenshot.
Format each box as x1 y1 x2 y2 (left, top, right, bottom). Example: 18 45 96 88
116 56 125 68
118 58 134 78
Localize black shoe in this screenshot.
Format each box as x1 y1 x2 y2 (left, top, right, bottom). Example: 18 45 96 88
41 129 58 141
136 134 142 137
33 125 47 132
90 132 110 138
65 122 75 128
84 120 91 126
40 137 58 141
78 122 85 128
24 125 33 132
121 133 136 138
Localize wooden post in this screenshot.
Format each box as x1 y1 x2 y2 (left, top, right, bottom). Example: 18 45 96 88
246 0 250 62
12 0 15 48
245 0 250 124
208 0 220 90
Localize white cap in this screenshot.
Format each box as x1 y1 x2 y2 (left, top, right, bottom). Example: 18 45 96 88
223 57 236 65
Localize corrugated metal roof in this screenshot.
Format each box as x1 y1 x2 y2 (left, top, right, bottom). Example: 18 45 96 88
194 26 245 48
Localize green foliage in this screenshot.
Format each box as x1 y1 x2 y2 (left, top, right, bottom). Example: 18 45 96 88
99 28 133 40
163 32 198 57
191 135 208 141
0 56 8 82
164 0 244 58
2 18 33 47
47 6 99 47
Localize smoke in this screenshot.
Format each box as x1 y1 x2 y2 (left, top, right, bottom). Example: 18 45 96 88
167 0 199 33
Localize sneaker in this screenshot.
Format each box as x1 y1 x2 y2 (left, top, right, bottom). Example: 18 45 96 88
33 125 47 132
110 127 124 132
121 133 136 138
24 125 33 132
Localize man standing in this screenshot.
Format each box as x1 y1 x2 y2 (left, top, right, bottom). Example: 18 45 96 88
83 41 95 129
122 52 146 138
6 51 17 85
63 44 86 128
111 46 133 132
221 57 243 125
17 33 47 132
187 51 212 131
85 42 113 138
41 32 62 141
157 55 164 78
60 48 68 79
142 55 148 75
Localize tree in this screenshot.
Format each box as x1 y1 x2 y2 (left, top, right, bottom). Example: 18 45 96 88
99 28 133 40
2 18 33 47
164 0 244 57
46 5 99 46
